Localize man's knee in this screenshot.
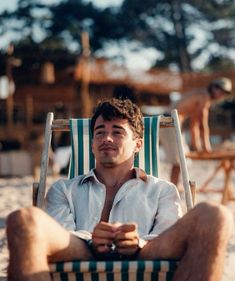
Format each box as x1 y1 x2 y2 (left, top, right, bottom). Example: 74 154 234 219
193 202 233 233
7 207 45 245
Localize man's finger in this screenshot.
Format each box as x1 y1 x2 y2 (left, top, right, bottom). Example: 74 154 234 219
96 221 117 232
116 223 137 232
115 237 139 248
93 228 115 239
115 230 137 241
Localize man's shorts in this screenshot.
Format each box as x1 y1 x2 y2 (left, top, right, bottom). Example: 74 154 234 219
95 251 134 261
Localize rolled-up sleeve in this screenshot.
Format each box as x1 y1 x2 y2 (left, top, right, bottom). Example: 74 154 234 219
142 182 182 240
45 179 76 231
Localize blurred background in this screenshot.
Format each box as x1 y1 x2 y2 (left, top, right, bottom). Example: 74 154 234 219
0 0 235 178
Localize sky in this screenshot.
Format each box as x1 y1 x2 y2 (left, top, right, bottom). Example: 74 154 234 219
0 0 122 13
2 0 234 71
0 0 18 12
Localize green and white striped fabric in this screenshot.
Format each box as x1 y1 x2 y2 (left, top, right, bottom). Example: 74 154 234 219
69 118 95 178
49 260 178 281
69 116 161 178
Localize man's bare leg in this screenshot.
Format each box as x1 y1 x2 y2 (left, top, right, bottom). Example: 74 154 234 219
139 202 233 281
7 207 92 281
190 122 202 151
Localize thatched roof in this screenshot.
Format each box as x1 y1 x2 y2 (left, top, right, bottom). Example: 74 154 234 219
74 58 182 95
74 57 235 95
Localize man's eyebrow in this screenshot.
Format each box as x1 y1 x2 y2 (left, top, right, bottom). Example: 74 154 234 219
94 124 105 131
94 124 126 131
113 125 125 130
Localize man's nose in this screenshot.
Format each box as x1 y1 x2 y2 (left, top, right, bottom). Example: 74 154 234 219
103 132 113 142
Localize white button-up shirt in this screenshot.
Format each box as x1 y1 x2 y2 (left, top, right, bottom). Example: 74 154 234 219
45 168 183 241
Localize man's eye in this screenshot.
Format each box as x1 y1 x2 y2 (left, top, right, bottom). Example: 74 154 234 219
113 131 122 135
95 131 103 136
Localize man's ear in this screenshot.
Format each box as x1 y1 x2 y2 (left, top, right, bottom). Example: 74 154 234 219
135 138 143 153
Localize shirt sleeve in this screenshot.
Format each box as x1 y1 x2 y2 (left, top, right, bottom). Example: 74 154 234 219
45 179 77 231
142 181 183 240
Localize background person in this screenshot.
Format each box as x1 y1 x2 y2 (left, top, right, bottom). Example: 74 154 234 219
161 77 233 187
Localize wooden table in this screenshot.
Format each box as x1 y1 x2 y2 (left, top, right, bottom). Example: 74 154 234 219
186 151 235 204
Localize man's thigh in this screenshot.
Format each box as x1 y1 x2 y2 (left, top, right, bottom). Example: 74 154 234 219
8 207 92 262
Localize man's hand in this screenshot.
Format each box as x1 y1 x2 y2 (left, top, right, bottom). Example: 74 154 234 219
92 222 142 257
114 223 140 256
92 221 119 254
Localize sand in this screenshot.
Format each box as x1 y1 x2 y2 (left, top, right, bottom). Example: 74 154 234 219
0 160 235 280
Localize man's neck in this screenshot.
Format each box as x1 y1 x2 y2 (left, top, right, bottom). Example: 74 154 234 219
94 164 135 189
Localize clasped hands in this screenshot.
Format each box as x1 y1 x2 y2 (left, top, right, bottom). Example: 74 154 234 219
92 221 140 257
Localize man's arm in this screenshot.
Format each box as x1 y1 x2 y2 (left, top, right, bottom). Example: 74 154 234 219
200 104 211 152
145 182 183 238
45 179 77 230
46 179 93 241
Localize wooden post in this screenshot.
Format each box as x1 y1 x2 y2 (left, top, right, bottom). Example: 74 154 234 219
6 94 14 130
26 94 33 130
40 61 55 84
80 31 91 117
6 44 14 131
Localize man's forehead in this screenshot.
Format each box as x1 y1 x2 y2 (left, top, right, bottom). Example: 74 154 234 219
94 116 129 128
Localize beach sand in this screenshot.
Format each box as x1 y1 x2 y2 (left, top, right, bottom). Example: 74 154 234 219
0 160 235 280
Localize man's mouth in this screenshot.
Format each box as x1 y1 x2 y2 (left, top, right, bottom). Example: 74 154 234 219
99 145 116 151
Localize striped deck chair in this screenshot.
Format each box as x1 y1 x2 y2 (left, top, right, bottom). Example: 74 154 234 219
33 110 194 281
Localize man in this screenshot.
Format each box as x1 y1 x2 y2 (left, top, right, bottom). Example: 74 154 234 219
162 77 233 186
7 98 233 281
176 77 232 152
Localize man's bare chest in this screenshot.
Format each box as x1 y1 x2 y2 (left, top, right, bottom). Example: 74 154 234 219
100 187 119 222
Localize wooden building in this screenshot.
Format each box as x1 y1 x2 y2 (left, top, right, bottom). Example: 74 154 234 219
0 55 235 149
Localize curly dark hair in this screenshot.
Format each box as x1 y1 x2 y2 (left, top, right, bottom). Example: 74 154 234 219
91 98 143 139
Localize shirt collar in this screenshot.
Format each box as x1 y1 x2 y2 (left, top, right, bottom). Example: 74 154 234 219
81 167 147 184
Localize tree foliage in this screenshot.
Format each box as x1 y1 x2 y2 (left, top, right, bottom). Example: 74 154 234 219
1 0 235 71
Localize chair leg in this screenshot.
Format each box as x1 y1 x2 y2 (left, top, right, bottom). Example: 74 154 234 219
32 182 39 206
199 162 223 192
189 180 196 206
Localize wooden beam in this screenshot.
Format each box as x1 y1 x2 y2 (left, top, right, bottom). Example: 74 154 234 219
51 116 174 131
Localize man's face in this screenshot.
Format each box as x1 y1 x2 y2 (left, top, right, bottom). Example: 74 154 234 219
212 87 227 100
92 116 142 167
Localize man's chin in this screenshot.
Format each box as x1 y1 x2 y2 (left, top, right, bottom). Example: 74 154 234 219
102 162 116 168
100 160 116 167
